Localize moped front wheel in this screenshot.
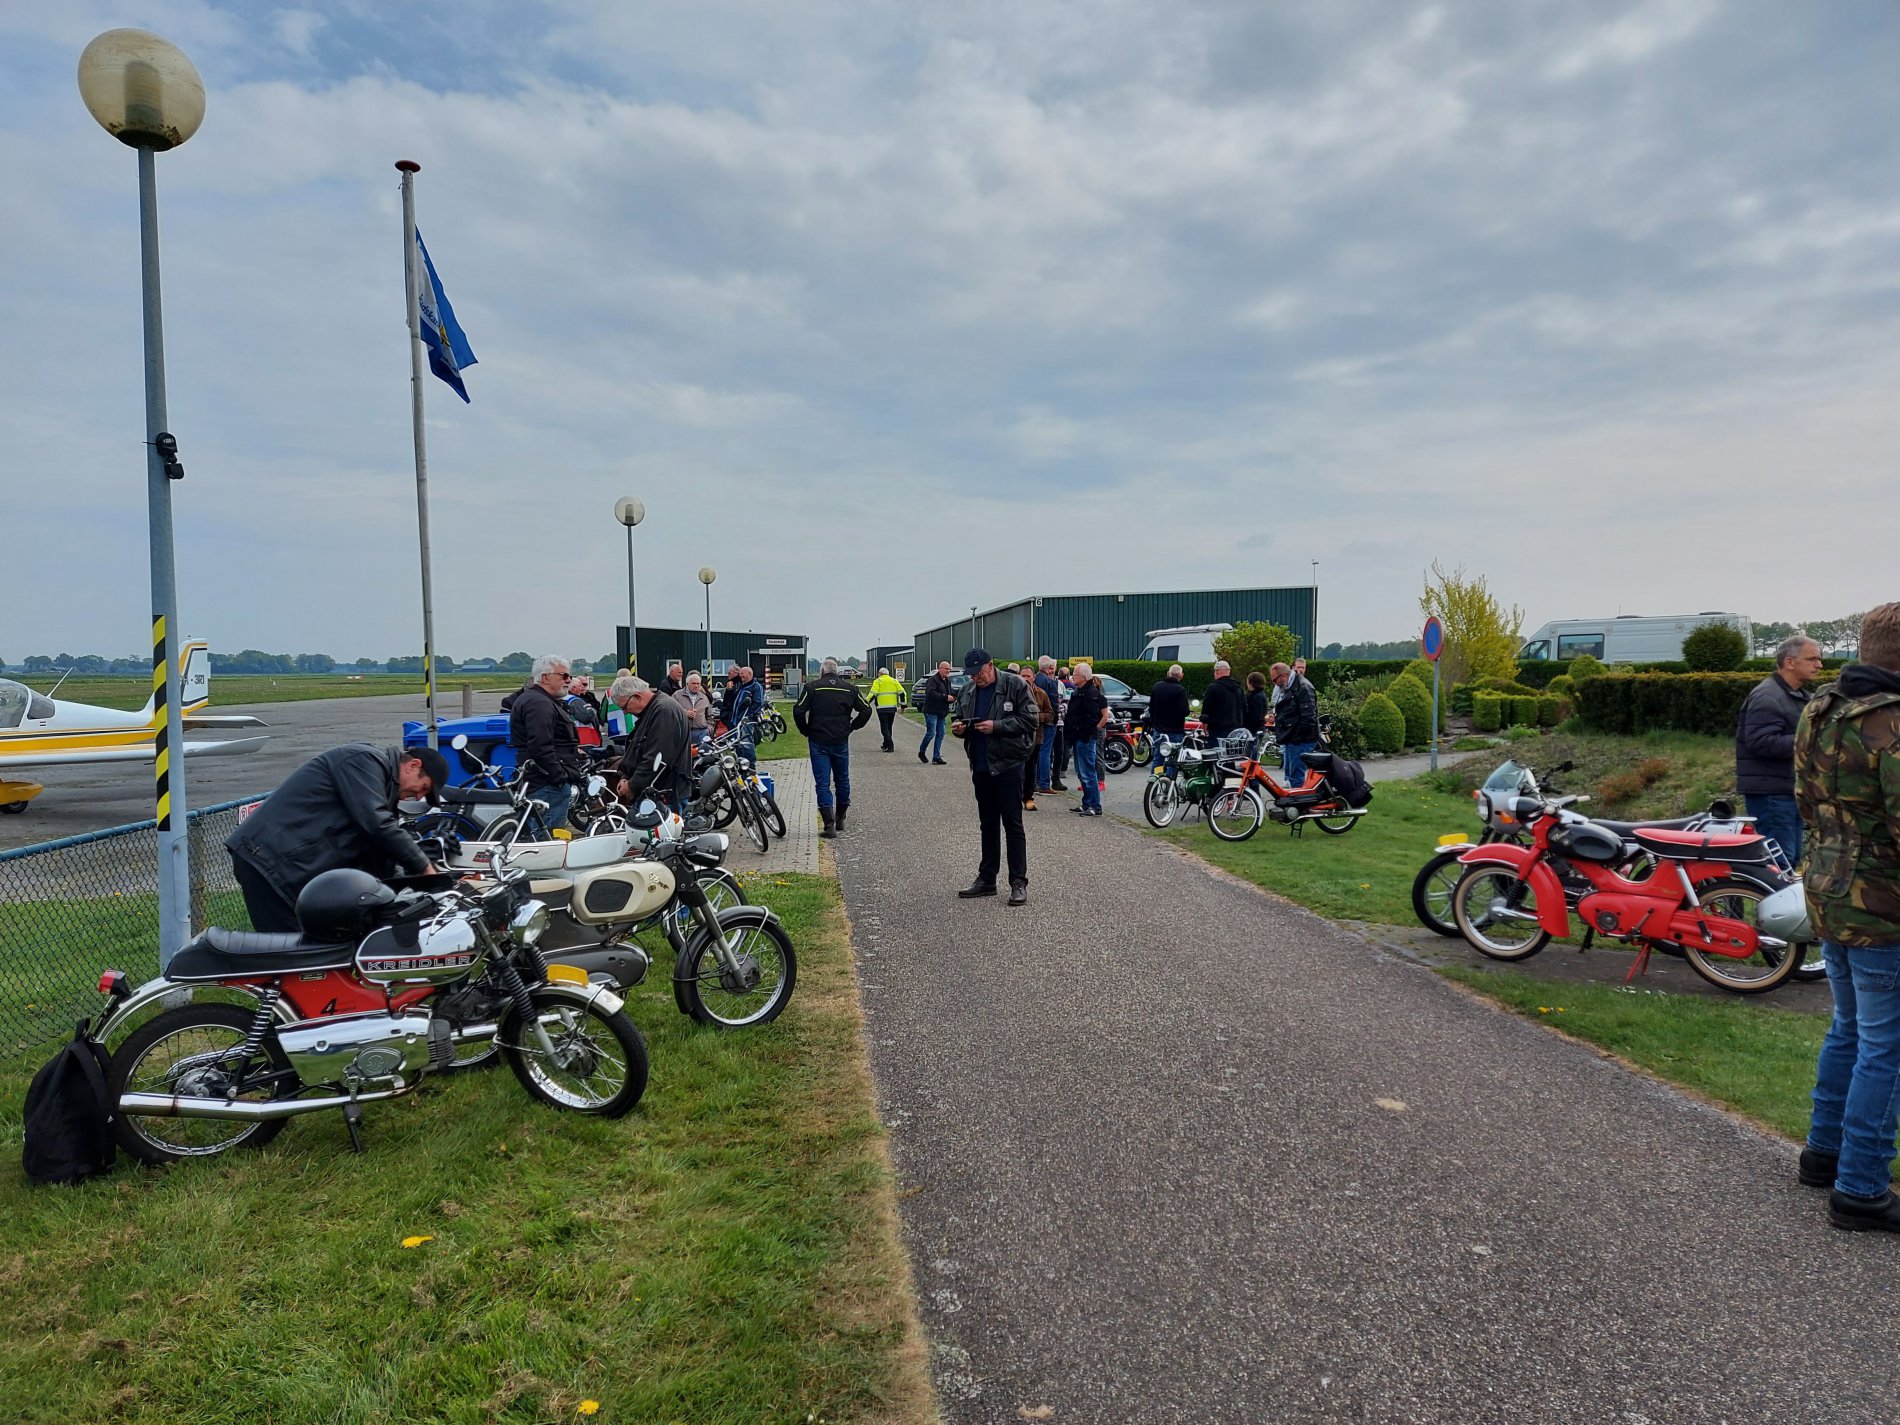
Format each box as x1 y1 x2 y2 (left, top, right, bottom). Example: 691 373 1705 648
1208 786 1264 842
676 913 797 1028
501 989 647 1117
1142 777 1179 829
108 1003 296 1164
1411 850 1467 937
1131 733 1153 767
1452 867 1552 961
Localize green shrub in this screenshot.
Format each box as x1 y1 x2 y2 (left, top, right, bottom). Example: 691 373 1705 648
1090 661 1216 699
1567 653 1607 685
1319 702 1368 759
1386 674 1433 746
1476 676 1539 697
1403 657 1436 686
1513 660 1575 689
1681 621 1748 672
1448 683 1475 716
1546 674 1576 698
1535 696 1565 727
1504 695 1540 727
1472 692 1504 733
1360 693 1405 753
1303 660 1413 693
1576 671 1838 736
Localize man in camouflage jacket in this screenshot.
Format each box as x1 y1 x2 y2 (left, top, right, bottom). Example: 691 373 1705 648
1793 600 1900 1232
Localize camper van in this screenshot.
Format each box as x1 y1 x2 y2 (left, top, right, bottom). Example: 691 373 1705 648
1519 612 1752 664
1137 624 1232 662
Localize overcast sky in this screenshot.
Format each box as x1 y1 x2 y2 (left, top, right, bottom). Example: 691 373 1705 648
4 1 1896 664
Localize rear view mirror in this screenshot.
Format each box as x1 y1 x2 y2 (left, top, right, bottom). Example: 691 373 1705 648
451 734 470 751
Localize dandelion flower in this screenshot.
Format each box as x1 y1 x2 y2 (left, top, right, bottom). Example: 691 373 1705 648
400 1235 434 1249
578 1402 600 1417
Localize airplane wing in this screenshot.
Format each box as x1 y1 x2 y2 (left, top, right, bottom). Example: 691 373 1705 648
0 736 270 770
181 714 268 729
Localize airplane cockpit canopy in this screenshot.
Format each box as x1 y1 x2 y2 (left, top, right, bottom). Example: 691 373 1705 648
0 680 57 729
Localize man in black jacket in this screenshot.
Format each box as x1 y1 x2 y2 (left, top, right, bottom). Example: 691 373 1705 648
918 661 954 764
794 657 873 838
952 648 1041 905
658 662 684 696
611 675 691 807
1736 633 1824 865
507 654 589 830
1147 663 1191 767
226 743 449 932
1202 660 1246 742
1270 662 1322 782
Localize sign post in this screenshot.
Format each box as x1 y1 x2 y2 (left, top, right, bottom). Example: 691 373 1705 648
1421 615 1445 771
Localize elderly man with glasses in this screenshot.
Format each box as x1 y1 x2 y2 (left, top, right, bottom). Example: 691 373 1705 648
504 653 589 830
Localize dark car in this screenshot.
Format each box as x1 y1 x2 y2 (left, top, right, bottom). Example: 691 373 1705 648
910 671 970 705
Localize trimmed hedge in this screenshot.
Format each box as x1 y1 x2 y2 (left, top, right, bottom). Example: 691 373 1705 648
1387 675 1433 746
1360 693 1405 753
1513 661 1573 689
1089 661 1217 698
1576 672 1838 736
1473 692 1503 732
1546 674 1576 698
1535 695 1566 727
1505 695 1540 727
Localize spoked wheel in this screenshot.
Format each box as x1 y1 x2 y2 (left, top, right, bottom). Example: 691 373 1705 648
108 1003 297 1163
1101 740 1133 775
1793 945 1827 982
1681 877 1802 994
1208 786 1264 842
676 915 798 1027
410 810 482 842
760 791 787 839
706 788 738 829
1131 734 1153 768
1411 850 1468 938
500 988 648 1116
1312 806 1359 836
1143 777 1179 828
583 808 631 838
1452 867 1552 961
732 783 769 853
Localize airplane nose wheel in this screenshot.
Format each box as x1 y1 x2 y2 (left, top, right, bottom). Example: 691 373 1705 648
0 802 29 815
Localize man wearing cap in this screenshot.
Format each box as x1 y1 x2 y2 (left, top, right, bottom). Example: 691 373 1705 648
951 648 1042 906
225 742 448 933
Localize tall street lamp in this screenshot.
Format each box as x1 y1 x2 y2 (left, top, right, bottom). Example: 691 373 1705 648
1311 560 1321 656
698 567 717 676
614 497 645 673
78 28 205 968
970 606 978 649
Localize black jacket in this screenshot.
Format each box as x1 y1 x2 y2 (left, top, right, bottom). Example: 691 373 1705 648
226 744 429 901
1274 674 1320 746
658 673 682 696
1244 688 1269 735
921 672 954 716
1736 672 1812 796
794 674 872 744
508 683 587 785
1063 680 1108 743
618 692 691 805
1147 678 1190 735
1201 675 1247 738
954 670 1041 773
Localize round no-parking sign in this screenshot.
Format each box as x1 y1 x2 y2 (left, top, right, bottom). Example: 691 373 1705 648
1421 616 1445 661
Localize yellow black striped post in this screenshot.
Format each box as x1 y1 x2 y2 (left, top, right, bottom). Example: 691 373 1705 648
151 614 171 831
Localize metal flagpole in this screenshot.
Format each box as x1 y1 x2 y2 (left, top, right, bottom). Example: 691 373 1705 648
397 159 438 747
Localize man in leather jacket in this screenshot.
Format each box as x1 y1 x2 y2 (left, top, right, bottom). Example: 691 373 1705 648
507 654 589 830
918 661 954 764
1201 660 1246 741
1736 634 1823 866
1270 662 1322 782
952 648 1041 905
612 674 690 807
794 657 872 838
225 742 449 933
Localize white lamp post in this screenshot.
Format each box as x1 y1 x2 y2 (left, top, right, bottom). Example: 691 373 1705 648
615 497 645 672
698 567 717 676
78 29 205 968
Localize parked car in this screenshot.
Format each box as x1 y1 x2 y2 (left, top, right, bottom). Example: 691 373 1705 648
910 671 971 704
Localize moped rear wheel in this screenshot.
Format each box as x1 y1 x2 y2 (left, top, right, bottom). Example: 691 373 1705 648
108 1003 296 1164
1681 877 1800 994
1312 807 1359 835
1101 740 1133 775
1452 867 1552 961
1411 850 1467 937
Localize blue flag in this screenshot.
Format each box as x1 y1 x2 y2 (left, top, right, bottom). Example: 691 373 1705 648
414 228 477 402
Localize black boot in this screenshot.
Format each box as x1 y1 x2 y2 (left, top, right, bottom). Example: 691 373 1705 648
1799 1145 1839 1188
835 802 849 831
1829 1188 1900 1232
958 879 997 898
819 807 837 839
1007 880 1028 907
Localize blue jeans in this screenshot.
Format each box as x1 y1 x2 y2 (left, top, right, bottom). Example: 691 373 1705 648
1810 942 1900 1199
1149 731 1182 775
1073 738 1101 811
1037 725 1057 790
1281 742 1318 785
1745 793 1802 870
920 713 946 761
810 740 851 811
529 781 573 833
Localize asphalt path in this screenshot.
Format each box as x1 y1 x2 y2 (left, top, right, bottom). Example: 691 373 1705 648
831 748 1897 1424
0 691 490 850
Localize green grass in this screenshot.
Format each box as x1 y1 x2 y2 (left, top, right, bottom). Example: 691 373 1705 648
1440 966 1830 1145
17 674 443 711
0 873 932 1425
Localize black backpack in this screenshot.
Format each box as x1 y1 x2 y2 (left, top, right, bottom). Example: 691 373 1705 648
1328 756 1374 810
22 1024 117 1186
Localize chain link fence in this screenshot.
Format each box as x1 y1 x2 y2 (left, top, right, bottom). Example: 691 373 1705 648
0 796 264 1058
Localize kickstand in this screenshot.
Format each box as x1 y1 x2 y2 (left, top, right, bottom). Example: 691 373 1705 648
1623 945 1652 984
1579 928 1595 954
342 1101 367 1154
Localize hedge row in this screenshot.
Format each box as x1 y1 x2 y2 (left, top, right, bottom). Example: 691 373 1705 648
1575 672 1812 736
1084 658 1420 698
1472 693 1568 731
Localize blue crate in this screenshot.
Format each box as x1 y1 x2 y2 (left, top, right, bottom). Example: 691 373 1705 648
403 716 516 786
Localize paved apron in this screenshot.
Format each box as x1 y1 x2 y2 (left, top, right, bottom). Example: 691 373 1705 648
831 742 1897 1425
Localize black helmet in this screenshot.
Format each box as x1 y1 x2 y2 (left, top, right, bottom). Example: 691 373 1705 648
295 868 397 942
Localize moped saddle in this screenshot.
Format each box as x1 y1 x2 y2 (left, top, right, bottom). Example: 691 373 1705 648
440 785 515 807
165 927 357 980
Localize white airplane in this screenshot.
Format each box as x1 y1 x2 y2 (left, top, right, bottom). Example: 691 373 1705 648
0 641 267 814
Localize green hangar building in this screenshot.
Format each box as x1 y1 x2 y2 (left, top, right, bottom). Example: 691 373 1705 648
913 585 1317 673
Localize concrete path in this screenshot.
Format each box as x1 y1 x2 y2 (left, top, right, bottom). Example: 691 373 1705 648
831 748 1897 1424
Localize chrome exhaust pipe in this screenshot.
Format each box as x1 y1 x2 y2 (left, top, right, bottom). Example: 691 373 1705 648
118 1087 411 1122
1292 807 1369 822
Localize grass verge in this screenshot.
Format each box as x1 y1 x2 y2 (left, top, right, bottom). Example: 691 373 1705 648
16 674 446 711
0 871 934 1425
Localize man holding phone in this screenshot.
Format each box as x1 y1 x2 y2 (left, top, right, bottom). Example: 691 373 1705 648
951 648 1041 906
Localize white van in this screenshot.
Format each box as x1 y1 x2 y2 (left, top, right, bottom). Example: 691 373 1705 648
1137 624 1231 662
1519 612 1751 663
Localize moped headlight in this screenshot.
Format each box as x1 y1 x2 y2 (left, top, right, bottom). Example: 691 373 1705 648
510 900 550 947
